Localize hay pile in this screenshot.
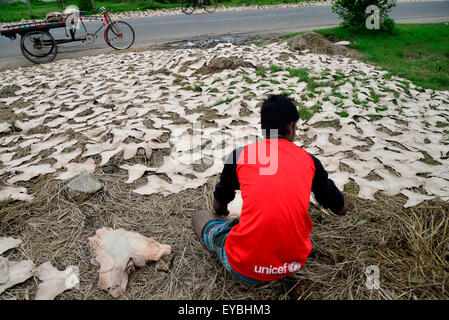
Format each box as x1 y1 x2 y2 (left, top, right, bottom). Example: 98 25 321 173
196 56 256 75
288 32 357 57
1 173 447 300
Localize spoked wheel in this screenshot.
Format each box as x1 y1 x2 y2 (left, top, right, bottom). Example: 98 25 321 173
105 21 135 50
20 30 58 64
181 0 196 14
203 0 217 13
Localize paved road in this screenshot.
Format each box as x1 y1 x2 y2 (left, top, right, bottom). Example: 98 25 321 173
0 1 448 68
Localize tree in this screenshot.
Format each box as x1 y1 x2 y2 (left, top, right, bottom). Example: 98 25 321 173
26 0 35 19
78 0 92 11
58 0 65 10
91 0 95 11
332 0 397 32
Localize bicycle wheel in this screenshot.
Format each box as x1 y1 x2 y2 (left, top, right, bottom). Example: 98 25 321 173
203 0 217 13
181 0 196 14
20 30 58 64
105 21 135 50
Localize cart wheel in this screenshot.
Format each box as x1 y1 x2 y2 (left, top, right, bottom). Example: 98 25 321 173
105 21 135 50
20 30 58 64
181 0 196 14
203 0 217 13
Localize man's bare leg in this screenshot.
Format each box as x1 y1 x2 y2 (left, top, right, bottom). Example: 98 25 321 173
192 209 227 239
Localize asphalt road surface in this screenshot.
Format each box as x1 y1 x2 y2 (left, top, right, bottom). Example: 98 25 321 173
0 1 448 69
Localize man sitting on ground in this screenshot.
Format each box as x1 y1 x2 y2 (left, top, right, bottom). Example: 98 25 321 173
192 94 348 284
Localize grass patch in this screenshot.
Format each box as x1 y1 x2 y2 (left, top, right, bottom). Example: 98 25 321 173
367 114 383 121
281 31 305 39
0 0 178 22
0 0 319 22
256 68 267 78
369 88 385 103
436 121 448 128
243 76 254 84
270 65 284 74
419 151 442 165
213 97 234 107
332 92 348 100
375 105 388 112
307 78 330 91
183 84 202 92
311 23 449 90
298 106 313 121
311 104 322 112
337 111 349 118
286 67 310 82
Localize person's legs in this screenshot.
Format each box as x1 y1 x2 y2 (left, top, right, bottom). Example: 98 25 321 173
192 213 264 285
192 209 227 239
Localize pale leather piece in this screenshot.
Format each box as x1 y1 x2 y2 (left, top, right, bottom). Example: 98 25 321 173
0 257 35 294
33 262 79 300
88 227 171 298
119 164 156 184
0 186 34 202
55 158 96 180
401 190 434 208
7 164 56 184
133 175 183 196
0 237 21 255
0 122 10 133
228 191 243 218
0 257 8 284
51 148 82 170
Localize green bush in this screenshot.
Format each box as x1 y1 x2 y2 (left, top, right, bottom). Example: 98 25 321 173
332 0 397 32
78 0 92 12
380 17 396 33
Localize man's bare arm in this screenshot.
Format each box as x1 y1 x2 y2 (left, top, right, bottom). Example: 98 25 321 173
334 192 348 216
213 198 230 216
310 154 348 216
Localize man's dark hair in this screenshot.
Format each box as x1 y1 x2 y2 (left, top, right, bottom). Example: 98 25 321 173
261 94 299 136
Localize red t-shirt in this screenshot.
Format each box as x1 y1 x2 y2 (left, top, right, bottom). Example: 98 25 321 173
214 138 344 281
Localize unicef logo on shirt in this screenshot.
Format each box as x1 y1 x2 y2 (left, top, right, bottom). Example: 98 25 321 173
288 262 301 273
254 262 302 275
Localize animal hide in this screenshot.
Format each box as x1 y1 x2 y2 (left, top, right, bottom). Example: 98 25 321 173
88 227 171 297
0 257 35 295
33 262 79 300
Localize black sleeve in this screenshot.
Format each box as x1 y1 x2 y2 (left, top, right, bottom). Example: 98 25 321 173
213 147 243 205
310 154 345 214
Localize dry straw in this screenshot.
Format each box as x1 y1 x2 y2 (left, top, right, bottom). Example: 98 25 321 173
0 166 448 299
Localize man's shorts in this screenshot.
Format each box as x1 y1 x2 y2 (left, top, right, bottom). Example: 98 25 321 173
201 218 263 284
